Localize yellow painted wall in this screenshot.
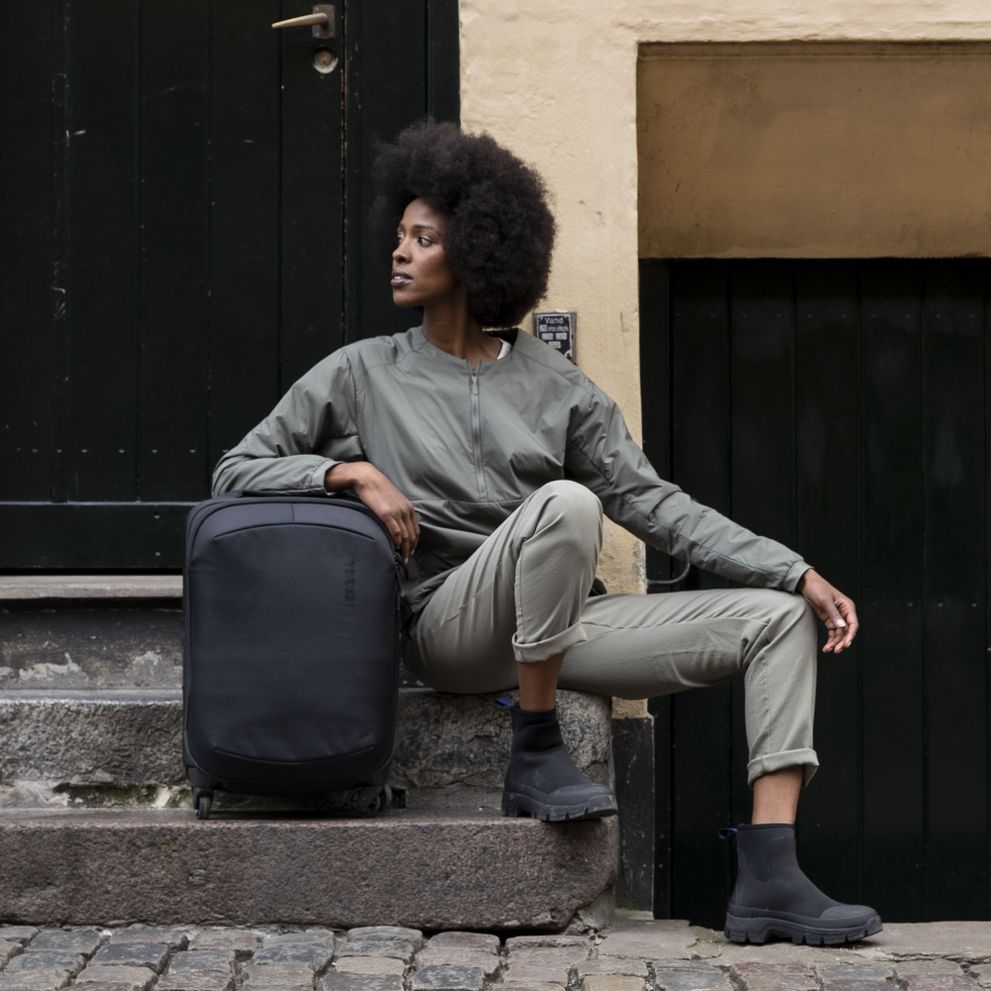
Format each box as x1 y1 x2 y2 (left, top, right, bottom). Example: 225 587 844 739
639 43 991 259
458 5 991 717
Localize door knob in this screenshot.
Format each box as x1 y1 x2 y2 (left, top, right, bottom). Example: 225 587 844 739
272 5 335 39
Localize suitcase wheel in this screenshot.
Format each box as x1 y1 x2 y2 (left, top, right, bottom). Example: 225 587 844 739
194 790 214 820
347 785 392 817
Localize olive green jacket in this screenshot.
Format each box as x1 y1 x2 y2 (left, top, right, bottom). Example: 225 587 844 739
212 326 809 613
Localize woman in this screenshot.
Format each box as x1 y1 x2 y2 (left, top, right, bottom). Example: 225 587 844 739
213 121 880 945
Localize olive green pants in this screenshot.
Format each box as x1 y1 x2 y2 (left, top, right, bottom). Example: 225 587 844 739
403 480 819 786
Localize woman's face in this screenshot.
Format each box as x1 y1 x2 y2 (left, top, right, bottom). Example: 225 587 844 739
391 198 461 309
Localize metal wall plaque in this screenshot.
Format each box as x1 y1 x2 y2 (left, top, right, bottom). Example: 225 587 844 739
533 311 576 362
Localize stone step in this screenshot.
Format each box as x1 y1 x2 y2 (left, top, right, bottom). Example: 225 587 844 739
1 576 418 690
1 578 184 690
1 579 620 932
0 689 612 809
0 803 618 930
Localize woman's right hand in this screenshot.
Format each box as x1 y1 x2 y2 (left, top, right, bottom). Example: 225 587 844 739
325 462 419 563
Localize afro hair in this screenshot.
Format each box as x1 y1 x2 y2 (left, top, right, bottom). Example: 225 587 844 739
370 120 556 328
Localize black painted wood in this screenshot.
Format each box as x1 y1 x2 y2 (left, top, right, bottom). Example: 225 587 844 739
921 262 987 919
642 258 991 924
66 2 140 502
279 0 345 388
0 504 190 569
139 1 211 502
668 262 736 929
0 1 58 502
859 263 927 920
427 0 460 123
986 271 991 923
792 264 862 905
208 0 283 469
730 264 796 545
668 263 733 551
1 1 459 569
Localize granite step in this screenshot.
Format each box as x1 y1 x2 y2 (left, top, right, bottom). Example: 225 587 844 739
0 578 619 932
0 688 613 809
1 576 434 692
1 577 184 690
0 803 618 930
1 575 432 692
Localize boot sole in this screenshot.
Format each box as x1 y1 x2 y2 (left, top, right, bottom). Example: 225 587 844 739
502 791 618 822
724 911 883 946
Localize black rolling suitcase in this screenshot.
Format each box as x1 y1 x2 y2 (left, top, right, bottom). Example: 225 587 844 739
183 492 402 820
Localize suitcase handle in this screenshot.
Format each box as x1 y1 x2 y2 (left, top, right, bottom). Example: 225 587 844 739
224 488 404 567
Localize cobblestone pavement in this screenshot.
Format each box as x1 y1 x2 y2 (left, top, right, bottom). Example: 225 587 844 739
0 919 988 991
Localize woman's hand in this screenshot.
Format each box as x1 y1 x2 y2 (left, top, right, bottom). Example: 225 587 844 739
325 462 419 563
797 569 859 654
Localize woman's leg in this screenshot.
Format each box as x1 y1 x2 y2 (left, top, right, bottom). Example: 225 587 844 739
517 652 564 711
559 587 820 787
557 588 879 945
407 489 878 939
407 488 818 815
405 480 617 820
752 767 802 824
404 479 604 693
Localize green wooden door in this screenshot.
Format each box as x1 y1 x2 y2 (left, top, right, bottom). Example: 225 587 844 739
0 0 457 569
641 258 990 925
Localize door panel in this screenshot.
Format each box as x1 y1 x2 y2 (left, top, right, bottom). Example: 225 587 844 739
281 1 345 388
922 264 987 919
208 0 283 473
0 4 58 503
641 258 990 924
0 0 458 569
67 2 143 504
859 265 927 918
792 265 861 905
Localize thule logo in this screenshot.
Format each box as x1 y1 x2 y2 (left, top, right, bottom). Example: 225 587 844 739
344 557 357 604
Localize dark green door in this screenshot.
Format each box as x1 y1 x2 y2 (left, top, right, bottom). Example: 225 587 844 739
0 0 457 569
641 258 990 925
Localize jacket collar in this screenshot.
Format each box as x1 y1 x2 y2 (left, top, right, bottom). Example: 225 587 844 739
409 325 519 369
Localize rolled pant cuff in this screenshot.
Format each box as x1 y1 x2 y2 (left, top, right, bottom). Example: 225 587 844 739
747 747 819 787
513 622 588 663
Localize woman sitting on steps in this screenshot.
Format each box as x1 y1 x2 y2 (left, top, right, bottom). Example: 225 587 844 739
212 120 881 947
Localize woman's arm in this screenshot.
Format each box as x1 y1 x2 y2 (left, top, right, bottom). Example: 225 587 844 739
797 568 859 654
564 380 808 591
211 351 360 497
564 378 860 649
325 462 419 563
211 346 419 560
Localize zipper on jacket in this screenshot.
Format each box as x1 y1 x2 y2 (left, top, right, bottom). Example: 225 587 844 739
469 368 489 500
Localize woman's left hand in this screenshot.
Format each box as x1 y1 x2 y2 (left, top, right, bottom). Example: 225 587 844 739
797 569 859 654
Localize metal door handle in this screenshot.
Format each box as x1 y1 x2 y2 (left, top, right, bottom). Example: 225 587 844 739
272 5 335 39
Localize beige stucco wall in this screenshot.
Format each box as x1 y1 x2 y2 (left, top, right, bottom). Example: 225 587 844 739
639 42 991 259
458 2 991 716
